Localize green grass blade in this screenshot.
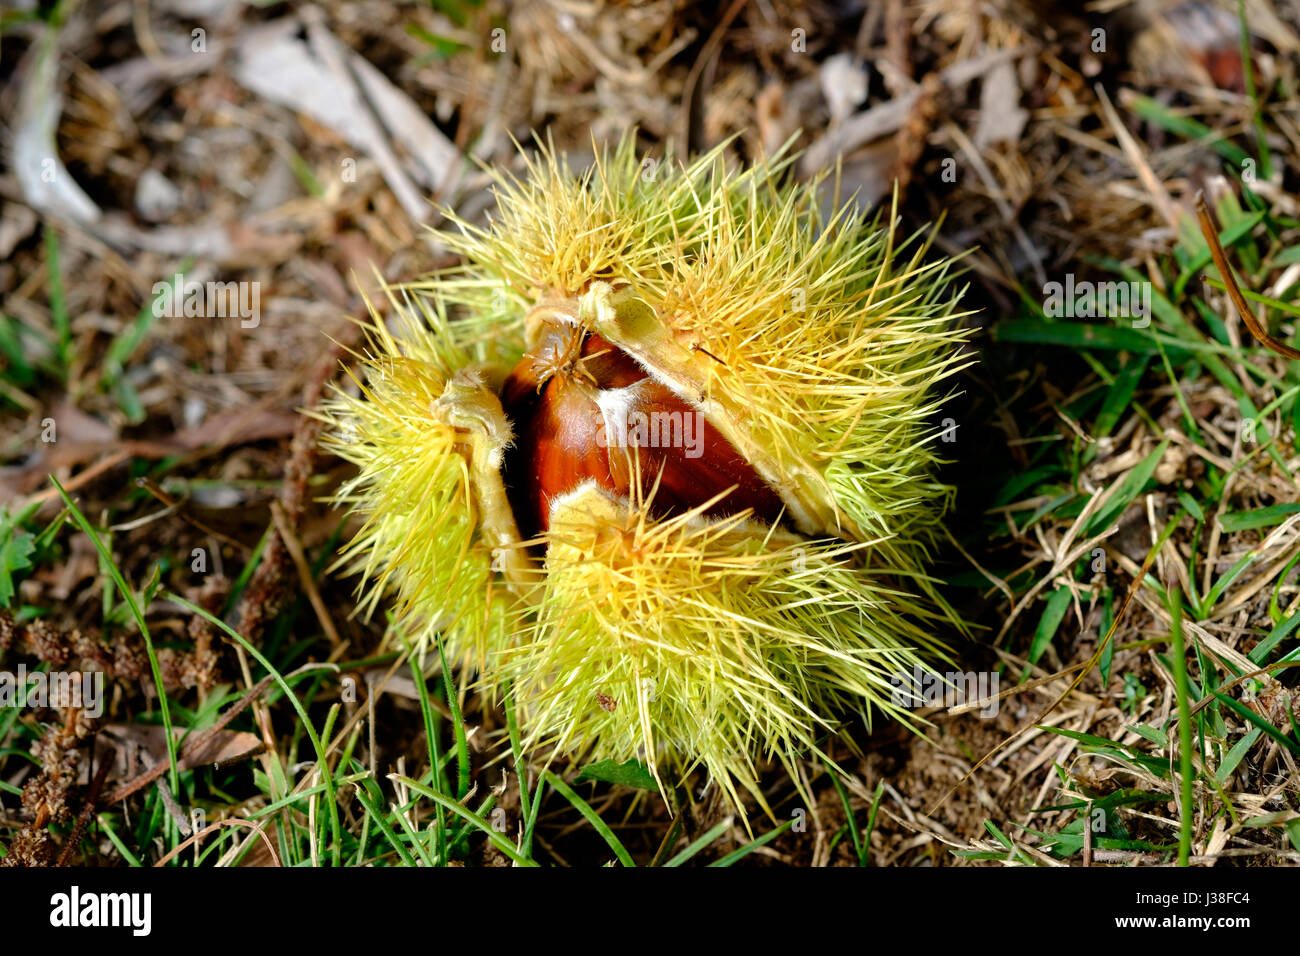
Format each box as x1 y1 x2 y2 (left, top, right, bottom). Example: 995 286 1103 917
709 819 795 867
1211 691 1300 756
542 770 635 867
435 633 470 800
391 775 537 866
54 478 179 798
1167 587 1195 867
168 592 343 865
663 818 732 867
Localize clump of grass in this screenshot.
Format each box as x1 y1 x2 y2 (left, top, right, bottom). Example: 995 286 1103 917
966 98 1300 865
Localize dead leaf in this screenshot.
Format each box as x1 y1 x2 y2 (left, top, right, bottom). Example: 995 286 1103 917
78 723 264 784
13 24 101 225
975 59 1027 149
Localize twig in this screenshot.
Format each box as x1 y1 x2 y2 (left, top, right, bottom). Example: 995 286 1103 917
1196 191 1300 360
134 477 254 556
106 673 275 804
677 0 748 159
270 500 343 651
153 818 281 868
55 737 112 866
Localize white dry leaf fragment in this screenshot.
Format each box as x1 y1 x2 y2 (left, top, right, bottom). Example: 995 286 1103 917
347 47 463 196
187 482 247 508
1143 0 1298 54
12 25 101 226
8 20 285 263
299 14 428 223
99 39 228 118
232 22 375 156
134 168 183 222
247 155 302 214
182 396 207 430
95 215 300 269
1167 0 1240 49
1130 0 1297 90
1243 0 1300 52
974 59 1027 149
819 53 869 127
798 45 1026 179
814 142 899 218
799 95 914 177
155 0 238 16
1267 262 1300 300
1131 0 1237 89
232 16 461 225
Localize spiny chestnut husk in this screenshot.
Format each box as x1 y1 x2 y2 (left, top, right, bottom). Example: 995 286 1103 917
318 136 974 810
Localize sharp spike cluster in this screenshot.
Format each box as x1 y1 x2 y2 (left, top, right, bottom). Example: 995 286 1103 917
318 134 975 812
